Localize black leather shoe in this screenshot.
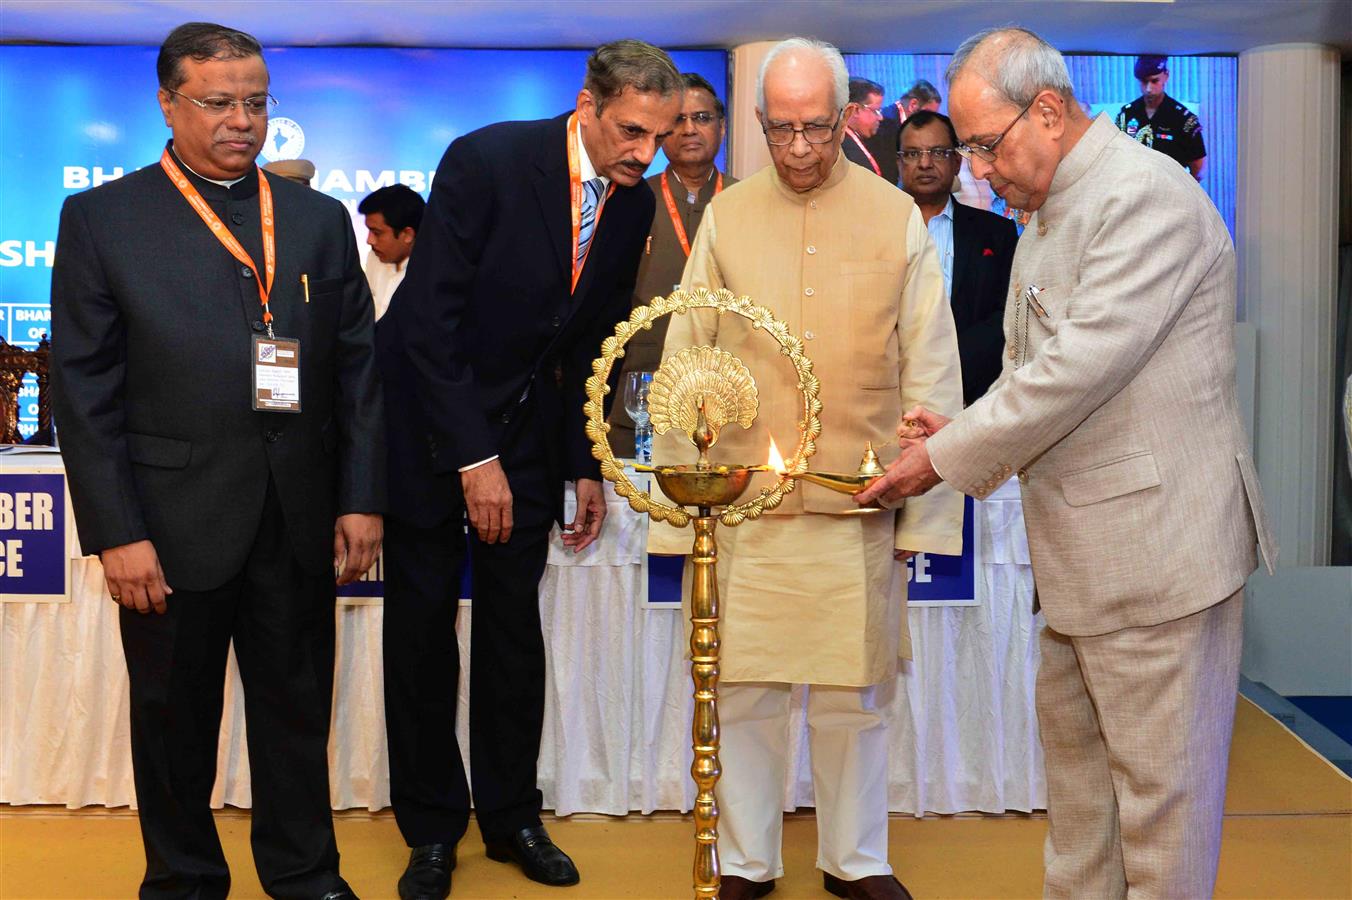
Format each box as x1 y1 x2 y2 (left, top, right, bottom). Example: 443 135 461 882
720 874 776 899
484 825 580 886
823 872 914 900
319 888 358 900
398 843 456 900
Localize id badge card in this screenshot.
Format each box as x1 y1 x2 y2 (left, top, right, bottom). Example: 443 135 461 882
252 335 302 413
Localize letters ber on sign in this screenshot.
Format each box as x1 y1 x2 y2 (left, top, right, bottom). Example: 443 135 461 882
0 470 70 602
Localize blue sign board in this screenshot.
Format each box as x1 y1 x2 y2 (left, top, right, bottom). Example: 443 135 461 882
0 470 69 601
905 495 977 605
646 552 685 606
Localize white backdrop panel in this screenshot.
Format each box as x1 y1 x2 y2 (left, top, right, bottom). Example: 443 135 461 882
0 478 1043 815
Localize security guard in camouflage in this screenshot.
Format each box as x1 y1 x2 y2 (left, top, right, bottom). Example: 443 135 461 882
1116 54 1206 180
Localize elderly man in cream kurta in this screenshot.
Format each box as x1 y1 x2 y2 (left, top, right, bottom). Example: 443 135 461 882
650 39 962 900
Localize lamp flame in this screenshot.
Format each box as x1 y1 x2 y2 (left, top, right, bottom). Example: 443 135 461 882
766 436 786 474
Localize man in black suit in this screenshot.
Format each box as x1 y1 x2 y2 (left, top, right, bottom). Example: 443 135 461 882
842 77 896 185
50 22 384 900
872 79 943 187
898 110 1018 405
377 40 682 898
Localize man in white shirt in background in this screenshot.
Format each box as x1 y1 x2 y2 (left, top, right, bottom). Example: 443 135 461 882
899 110 1017 405
359 183 425 321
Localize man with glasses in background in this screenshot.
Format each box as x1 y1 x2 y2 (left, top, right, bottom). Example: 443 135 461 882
652 37 962 900
859 27 1274 898
842 77 897 185
50 21 384 899
875 79 943 185
899 110 1017 406
608 73 736 458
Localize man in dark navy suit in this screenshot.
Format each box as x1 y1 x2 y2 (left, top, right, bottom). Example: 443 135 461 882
899 110 1018 405
51 22 383 900
377 40 682 898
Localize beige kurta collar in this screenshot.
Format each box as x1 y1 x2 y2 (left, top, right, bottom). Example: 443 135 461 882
769 150 852 204
1046 114 1117 202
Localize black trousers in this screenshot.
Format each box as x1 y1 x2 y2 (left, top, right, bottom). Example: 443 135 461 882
119 484 343 900
382 473 554 846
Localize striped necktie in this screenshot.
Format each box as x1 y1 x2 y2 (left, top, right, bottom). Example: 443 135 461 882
575 177 605 272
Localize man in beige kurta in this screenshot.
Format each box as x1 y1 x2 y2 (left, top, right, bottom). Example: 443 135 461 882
649 39 962 900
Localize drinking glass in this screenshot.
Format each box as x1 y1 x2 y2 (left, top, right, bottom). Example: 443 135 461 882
623 371 653 462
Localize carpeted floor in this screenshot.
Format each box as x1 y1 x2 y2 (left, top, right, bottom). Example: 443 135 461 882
3 698 1349 899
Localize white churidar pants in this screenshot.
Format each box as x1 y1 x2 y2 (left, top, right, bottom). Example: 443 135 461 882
717 679 896 882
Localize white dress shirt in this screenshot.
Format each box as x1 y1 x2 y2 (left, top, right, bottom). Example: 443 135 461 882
363 249 405 322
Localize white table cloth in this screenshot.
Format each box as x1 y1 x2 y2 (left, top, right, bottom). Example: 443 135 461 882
1 457 1043 816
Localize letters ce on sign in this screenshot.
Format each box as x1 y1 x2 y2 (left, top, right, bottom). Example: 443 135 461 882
0 469 70 602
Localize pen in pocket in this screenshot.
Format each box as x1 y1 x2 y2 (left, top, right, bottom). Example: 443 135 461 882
301 273 310 303
1025 285 1047 318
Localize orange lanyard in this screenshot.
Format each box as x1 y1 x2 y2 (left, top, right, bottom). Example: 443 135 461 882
660 169 723 258
567 113 616 293
845 128 882 177
160 149 277 329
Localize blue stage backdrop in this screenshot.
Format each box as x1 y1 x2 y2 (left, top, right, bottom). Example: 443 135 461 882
844 52 1237 236
0 45 728 439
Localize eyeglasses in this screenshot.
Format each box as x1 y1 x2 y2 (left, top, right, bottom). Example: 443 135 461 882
167 88 277 118
762 109 843 146
956 98 1035 162
899 148 958 163
675 112 720 127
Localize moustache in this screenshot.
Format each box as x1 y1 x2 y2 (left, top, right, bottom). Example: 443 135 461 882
618 159 647 173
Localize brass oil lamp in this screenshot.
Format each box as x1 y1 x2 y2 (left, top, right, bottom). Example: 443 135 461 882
586 289 822 899
586 290 893 897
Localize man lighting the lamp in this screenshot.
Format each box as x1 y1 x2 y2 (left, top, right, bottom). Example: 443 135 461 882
855 27 1275 899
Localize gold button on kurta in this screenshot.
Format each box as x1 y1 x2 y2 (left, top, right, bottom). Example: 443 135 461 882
649 157 964 686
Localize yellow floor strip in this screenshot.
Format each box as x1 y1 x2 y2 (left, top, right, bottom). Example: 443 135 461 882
2 695 1348 899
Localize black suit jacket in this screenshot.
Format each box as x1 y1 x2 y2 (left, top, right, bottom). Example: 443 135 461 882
949 199 1019 406
863 118 901 186
377 113 652 528
50 144 386 591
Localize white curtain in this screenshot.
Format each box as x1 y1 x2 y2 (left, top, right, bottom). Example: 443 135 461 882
0 480 1043 815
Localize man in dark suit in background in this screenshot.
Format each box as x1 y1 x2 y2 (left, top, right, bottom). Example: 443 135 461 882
842 77 893 183
50 22 384 900
376 40 682 898
882 78 943 129
899 110 1018 405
